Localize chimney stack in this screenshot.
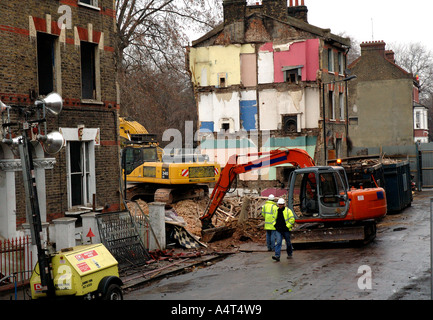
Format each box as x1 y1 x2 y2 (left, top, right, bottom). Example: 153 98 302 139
223 0 246 25
360 41 386 58
288 0 308 23
262 0 288 21
385 50 395 63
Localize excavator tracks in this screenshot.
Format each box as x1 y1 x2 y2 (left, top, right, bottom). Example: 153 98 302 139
127 184 209 204
154 186 209 204
291 220 377 246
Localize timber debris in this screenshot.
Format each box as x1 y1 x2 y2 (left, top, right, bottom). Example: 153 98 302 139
126 196 269 251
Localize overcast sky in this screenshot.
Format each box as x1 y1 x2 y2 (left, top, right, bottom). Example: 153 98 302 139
191 1 432 53
306 0 433 52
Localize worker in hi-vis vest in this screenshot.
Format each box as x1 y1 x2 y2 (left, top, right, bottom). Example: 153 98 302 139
271 198 295 262
262 194 277 251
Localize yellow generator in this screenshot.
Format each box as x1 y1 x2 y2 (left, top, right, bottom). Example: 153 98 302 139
119 117 220 203
30 244 123 300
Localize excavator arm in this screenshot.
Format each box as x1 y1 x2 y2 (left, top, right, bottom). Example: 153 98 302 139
200 148 315 230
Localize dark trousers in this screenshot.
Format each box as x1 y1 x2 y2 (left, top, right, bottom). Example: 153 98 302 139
274 230 293 257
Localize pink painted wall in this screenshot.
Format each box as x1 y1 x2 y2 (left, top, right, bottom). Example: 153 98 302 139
260 39 320 83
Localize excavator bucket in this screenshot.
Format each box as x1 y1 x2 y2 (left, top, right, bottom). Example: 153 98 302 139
201 226 236 243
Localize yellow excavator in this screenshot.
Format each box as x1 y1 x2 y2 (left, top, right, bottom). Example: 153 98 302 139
119 117 220 203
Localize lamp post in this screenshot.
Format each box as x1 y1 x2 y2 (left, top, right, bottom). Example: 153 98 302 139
322 75 357 165
1 92 64 298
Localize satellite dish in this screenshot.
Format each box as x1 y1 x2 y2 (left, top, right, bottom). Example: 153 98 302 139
41 92 63 116
42 131 64 155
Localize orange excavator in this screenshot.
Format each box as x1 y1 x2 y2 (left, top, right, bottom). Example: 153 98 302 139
200 148 387 244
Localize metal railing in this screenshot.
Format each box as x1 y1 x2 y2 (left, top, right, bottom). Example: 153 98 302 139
0 236 33 287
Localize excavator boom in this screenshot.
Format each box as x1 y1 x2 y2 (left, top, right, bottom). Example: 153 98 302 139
201 148 315 229
200 148 386 245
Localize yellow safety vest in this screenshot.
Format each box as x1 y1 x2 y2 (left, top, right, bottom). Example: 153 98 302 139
262 201 276 231
272 207 295 231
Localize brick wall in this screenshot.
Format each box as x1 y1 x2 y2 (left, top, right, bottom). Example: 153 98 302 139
0 0 121 227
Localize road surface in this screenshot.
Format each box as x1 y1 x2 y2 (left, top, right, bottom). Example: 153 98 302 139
125 190 432 301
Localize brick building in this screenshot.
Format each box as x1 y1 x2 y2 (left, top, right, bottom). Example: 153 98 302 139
188 0 351 187
347 41 419 152
0 0 121 239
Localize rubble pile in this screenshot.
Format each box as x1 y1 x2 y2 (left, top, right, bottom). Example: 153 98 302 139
172 196 267 239
127 196 268 247
345 156 401 166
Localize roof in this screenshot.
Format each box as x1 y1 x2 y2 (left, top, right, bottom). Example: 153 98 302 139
191 12 351 47
348 54 412 78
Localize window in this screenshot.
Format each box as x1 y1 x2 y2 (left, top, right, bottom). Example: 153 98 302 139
328 49 334 73
61 127 99 208
292 171 319 217
37 32 60 96
123 147 158 175
218 73 227 88
78 0 99 8
218 118 233 133
339 93 345 120
67 141 95 208
338 52 345 75
328 91 335 120
416 111 421 129
81 41 99 100
282 66 303 84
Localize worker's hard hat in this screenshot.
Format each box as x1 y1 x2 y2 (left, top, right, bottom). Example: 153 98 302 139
268 194 275 201
277 198 285 205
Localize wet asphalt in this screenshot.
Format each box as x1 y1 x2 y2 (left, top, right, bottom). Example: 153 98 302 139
125 190 433 301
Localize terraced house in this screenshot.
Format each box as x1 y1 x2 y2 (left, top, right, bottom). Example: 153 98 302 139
0 0 121 240
188 0 353 188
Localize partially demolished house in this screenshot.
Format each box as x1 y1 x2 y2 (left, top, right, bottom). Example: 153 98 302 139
188 0 352 185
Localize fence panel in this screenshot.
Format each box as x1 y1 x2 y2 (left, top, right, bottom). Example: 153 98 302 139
0 236 33 286
96 211 151 270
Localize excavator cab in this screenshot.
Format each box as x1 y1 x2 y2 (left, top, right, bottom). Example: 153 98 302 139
288 166 350 221
122 146 159 175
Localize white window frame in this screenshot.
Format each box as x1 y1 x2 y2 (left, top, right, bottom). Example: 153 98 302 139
338 52 345 75
328 49 334 73
60 127 99 209
78 0 100 10
415 111 421 129
328 90 335 120
339 92 345 120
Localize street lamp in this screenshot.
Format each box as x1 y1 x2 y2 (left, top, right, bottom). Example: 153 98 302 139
322 75 357 164
1 92 64 298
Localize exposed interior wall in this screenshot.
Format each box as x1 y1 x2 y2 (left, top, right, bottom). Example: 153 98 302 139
189 44 255 88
